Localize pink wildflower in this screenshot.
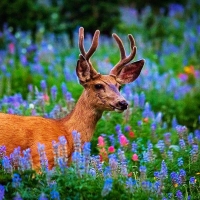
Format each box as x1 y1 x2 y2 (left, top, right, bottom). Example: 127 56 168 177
98 136 105 147
108 146 115 153
8 43 15 54
132 154 139 161
119 135 129 146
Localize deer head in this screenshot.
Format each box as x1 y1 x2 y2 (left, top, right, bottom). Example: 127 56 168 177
76 27 144 112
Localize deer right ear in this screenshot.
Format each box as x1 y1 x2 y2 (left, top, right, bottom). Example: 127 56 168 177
76 55 91 84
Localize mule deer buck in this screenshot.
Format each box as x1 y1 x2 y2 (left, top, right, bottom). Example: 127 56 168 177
0 27 144 169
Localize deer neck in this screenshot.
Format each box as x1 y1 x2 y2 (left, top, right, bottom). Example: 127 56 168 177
61 91 103 144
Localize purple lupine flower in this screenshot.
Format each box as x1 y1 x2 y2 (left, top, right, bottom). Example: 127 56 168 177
154 180 162 194
40 80 47 91
109 156 118 177
124 125 131 132
20 148 32 170
137 120 143 127
179 169 186 183
176 190 183 200
176 125 187 138
139 92 145 108
118 149 128 176
37 143 48 171
142 102 151 118
0 145 6 158
143 151 150 163
177 157 183 167
83 142 91 173
141 180 152 190
139 166 147 181
72 130 81 153
190 144 198 163
39 193 48 200
151 123 157 132
59 136 68 163
187 133 194 145
108 134 115 146
12 173 21 188
51 85 57 101
179 139 186 149
155 112 162 124
194 130 200 141
115 124 122 134
167 150 173 161
170 172 181 186
189 177 196 185
160 160 168 178
28 84 33 93
126 177 135 192
2 156 12 173
101 178 113 197
133 93 139 107
164 133 171 146
52 141 59 165
131 142 138 153
50 190 60 200
10 147 21 169
156 140 165 153
154 171 160 179
57 157 66 172
0 185 5 200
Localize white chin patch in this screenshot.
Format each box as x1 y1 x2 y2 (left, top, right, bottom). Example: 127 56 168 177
114 108 124 113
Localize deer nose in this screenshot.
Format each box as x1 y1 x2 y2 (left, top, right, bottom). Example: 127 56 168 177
117 100 128 110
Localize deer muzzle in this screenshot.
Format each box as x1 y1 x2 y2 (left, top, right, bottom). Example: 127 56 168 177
114 100 128 112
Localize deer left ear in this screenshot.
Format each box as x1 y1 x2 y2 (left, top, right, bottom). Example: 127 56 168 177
76 54 91 84
116 60 144 84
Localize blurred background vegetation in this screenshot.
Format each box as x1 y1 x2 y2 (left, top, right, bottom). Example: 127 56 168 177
0 0 189 46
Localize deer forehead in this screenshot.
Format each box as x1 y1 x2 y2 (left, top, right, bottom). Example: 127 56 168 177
92 74 119 86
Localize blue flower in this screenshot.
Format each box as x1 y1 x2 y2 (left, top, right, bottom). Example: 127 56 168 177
39 193 48 200
50 190 60 200
176 190 183 200
189 177 196 185
177 157 183 167
40 80 47 91
51 85 57 100
160 160 168 178
0 185 5 200
126 177 135 192
179 139 186 149
101 178 113 197
2 156 12 173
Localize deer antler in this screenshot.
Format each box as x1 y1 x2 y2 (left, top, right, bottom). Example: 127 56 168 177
109 33 137 77
78 27 100 76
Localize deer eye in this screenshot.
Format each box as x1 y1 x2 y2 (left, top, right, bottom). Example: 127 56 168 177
94 84 104 90
119 86 122 91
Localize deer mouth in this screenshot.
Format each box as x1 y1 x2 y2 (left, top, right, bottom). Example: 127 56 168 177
109 104 126 113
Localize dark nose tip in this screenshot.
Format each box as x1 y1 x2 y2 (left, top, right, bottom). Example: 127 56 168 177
117 100 128 110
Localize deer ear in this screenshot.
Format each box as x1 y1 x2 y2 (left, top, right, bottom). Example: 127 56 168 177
116 60 144 84
76 55 91 84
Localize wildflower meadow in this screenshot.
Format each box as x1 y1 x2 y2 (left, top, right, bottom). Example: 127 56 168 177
0 1 200 200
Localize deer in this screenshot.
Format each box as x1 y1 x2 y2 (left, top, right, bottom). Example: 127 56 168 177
0 27 144 169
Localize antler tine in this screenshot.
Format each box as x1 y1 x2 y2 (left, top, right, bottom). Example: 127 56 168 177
78 27 100 60
112 33 126 59
86 29 100 60
79 27 86 57
110 33 137 76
